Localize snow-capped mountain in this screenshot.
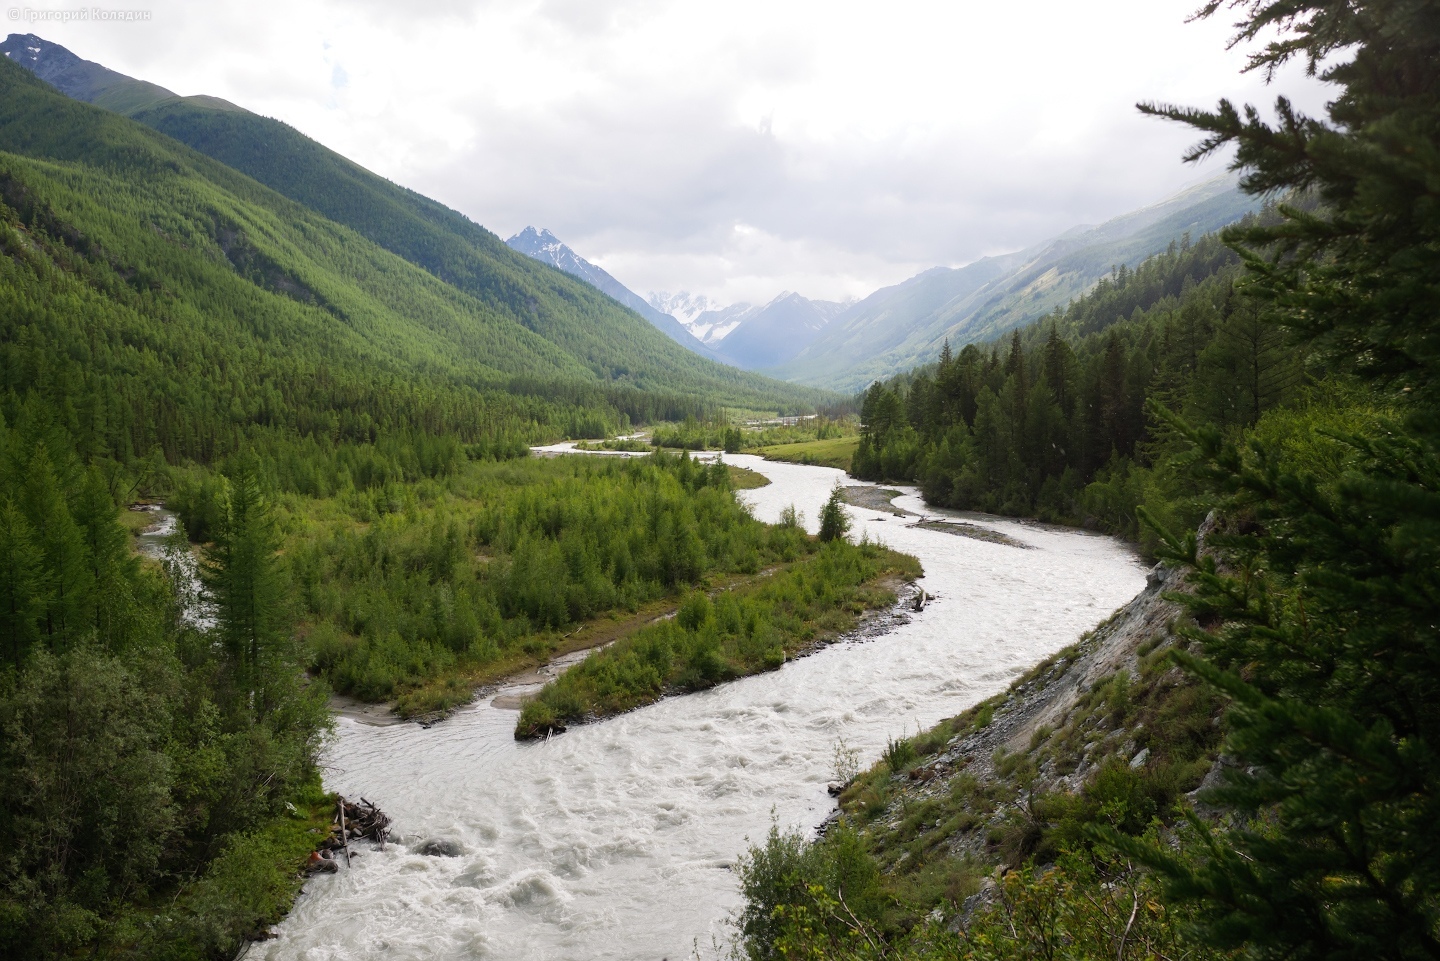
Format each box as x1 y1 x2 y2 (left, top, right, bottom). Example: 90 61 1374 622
684 301 760 345
709 292 849 369
503 237 844 370
644 291 848 368
505 228 719 360
648 291 724 329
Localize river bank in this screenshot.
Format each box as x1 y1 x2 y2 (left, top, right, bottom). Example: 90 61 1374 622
247 452 1145 960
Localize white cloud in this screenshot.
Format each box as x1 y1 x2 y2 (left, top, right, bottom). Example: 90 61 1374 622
25 0 1333 304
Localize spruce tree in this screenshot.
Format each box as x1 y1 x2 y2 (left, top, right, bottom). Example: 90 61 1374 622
818 486 851 543
1117 2 1440 957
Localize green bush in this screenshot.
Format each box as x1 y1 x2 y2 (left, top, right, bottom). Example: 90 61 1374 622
883 735 917 773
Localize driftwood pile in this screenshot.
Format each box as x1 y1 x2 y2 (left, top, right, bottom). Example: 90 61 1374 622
305 796 391 874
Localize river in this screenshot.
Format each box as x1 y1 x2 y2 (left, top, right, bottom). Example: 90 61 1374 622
244 453 1145 960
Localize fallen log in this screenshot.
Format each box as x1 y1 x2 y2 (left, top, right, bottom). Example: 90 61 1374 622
308 796 392 871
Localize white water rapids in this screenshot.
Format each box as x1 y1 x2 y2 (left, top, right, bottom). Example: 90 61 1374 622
242 453 1144 960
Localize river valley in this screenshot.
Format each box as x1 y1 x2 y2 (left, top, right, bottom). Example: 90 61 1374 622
234 453 1145 961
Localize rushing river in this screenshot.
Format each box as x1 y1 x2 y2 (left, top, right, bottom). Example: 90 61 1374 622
247 453 1145 961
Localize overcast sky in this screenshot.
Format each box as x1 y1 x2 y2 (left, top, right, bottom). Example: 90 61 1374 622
21 0 1330 306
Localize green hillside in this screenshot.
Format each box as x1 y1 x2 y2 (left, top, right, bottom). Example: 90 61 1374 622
771 177 1258 391
0 58 823 467
0 34 823 409
0 34 828 416
129 98 757 389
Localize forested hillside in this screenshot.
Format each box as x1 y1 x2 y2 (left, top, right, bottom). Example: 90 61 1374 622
2 33 817 406
850 224 1302 551
0 56 830 466
744 1 1440 958
769 175 1258 391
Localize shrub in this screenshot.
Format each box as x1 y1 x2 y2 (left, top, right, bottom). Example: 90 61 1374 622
883 735 917 773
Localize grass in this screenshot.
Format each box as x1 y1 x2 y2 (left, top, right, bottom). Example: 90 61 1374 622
728 465 772 489
574 438 651 452
389 564 785 717
755 436 860 471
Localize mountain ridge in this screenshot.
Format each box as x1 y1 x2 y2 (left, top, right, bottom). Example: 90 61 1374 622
2 32 827 411
706 291 849 369
640 290 850 369
504 226 722 361
768 173 1258 390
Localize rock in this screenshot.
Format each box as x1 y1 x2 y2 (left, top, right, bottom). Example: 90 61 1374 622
827 783 843 797
949 876 999 932
1186 754 1240 817
1129 747 1150 769
415 837 465 857
1146 563 1168 589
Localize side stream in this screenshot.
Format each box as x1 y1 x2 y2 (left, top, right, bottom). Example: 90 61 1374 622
245 453 1146 961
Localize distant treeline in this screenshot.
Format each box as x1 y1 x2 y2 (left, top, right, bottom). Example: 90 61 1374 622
851 226 1307 550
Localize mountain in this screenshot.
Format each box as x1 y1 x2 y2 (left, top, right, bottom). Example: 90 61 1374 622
504 226 721 360
769 174 1260 390
2 33 825 412
645 290 849 369
709 292 849 369
674 299 759 345
2 32 180 112
648 290 724 329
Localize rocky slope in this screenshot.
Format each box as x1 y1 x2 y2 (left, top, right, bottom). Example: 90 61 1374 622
824 523 1226 923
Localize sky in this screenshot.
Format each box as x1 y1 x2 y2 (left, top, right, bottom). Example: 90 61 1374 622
15 0 1332 307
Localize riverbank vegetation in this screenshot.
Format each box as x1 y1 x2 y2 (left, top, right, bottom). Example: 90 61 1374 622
850 224 1299 556
0 421 332 959
744 1 1440 958
515 536 919 737
755 435 861 470
272 450 794 717
650 414 857 453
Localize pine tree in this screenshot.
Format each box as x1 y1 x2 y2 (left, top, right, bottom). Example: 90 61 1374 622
71 468 135 650
1190 294 1296 428
21 447 93 650
1042 324 1076 417
1098 333 1130 455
